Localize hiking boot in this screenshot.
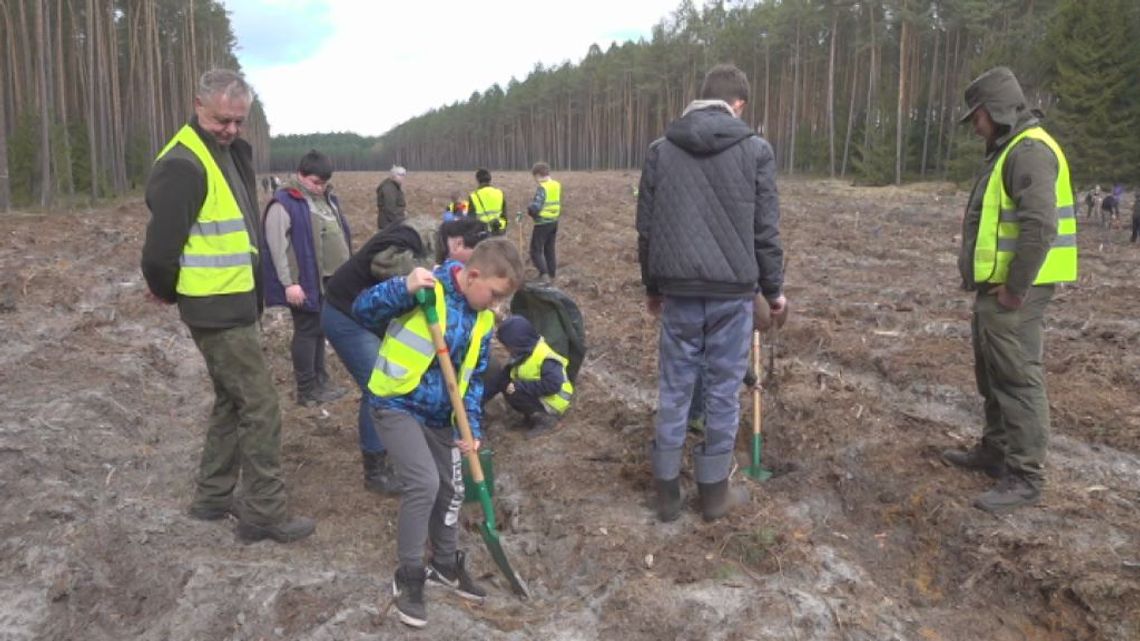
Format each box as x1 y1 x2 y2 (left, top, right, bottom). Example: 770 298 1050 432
363 451 403 495
426 550 486 602
392 565 427 628
973 474 1041 513
526 413 559 439
698 479 750 522
941 444 1005 479
297 384 346 407
236 516 316 543
187 502 235 521
655 477 682 523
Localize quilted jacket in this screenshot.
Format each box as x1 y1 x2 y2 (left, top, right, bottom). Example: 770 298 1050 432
636 102 784 301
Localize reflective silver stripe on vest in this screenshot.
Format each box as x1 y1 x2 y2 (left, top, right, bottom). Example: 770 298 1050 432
389 323 435 357
373 355 409 378
544 201 560 207
996 234 1076 252
557 390 572 401
180 253 252 267
460 367 473 387
190 219 248 236
999 205 1075 223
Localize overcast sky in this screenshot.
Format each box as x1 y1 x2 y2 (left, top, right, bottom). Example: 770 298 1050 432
223 0 682 137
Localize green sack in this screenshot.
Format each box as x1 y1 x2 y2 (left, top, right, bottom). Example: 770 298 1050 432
509 284 587 383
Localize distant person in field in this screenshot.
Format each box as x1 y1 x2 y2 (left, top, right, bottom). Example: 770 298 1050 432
140 68 314 544
637 63 787 523
1131 192 1140 243
376 165 408 230
943 66 1077 513
1084 185 1102 218
526 161 561 282
262 149 352 407
1100 191 1120 228
468 168 508 235
443 191 468 222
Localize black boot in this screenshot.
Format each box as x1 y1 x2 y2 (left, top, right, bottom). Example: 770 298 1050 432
235 516 316 543
655 477 682 522
363 452 403 495
941 443 1005 479
973 473 1041 513
697 479 749 522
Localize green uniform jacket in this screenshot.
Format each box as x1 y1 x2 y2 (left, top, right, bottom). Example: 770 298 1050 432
141 117 263 329
959 113 1060 298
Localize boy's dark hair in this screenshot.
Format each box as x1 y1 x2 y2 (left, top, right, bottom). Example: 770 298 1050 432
466 237 524 288
475 168 492 184
530 162 550 177
297 149 333 180
699 64 750 104
440 216 489 249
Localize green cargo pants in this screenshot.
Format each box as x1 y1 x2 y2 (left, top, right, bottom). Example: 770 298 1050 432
972 285 1054 485
189 323 287 525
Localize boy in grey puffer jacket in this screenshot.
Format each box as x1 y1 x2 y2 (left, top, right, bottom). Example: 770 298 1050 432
637 63 788 523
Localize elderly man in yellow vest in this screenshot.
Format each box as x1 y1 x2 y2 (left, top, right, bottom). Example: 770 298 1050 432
141 69 315 543
942 66 1077 512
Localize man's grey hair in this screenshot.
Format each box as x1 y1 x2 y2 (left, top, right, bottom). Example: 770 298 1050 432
197 69 253 102
390 165 407 177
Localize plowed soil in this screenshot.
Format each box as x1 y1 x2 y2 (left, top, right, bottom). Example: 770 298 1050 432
1 170 1138 641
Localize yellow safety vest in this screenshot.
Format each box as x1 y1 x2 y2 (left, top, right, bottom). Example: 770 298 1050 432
537 179 561 222
469 186 505 228
511 338 574 415
368 281 494 398
155 125 257 297
973 127 1077 285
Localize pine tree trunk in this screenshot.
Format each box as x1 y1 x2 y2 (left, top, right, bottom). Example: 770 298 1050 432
35 0 52 207
827 9 838 178
895 13 907 186
921 29 939 177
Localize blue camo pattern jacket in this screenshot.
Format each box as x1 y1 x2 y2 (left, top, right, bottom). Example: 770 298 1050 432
352 261 490 439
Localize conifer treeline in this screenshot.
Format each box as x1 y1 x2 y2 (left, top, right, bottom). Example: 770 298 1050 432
366 0 1139 186
0 0 269 211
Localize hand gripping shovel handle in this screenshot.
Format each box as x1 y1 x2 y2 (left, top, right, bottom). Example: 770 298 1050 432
414 289 530 599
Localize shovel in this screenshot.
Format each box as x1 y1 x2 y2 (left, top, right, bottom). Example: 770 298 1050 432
744 329 772 481
414 288 530 599
515 211 525 250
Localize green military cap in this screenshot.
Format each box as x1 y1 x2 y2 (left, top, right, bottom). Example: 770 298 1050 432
959 66 1026 124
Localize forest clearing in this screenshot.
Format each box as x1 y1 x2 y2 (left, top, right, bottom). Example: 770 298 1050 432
1 171 1138 641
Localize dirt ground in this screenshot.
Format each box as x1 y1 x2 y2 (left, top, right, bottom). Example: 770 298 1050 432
1 170 1138 641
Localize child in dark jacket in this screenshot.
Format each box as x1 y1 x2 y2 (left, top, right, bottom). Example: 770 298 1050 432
484 316 574 438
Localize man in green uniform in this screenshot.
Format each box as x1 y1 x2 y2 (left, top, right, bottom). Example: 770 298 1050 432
141 69 315 542
942 66 1077 512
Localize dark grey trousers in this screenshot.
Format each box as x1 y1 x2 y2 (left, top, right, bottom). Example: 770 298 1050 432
372 408 464 569
652 296 752 484
189 323 287 525
289 308 328 394
529 221 558 277
973 285 1054 484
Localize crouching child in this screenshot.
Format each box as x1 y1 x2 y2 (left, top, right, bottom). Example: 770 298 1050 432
485 316 574 438
352 238 524 629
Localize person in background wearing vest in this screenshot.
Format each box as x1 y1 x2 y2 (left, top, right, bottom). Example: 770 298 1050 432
526 162 561 282
468 168 507 235
483 316 573 439
262 150 352 407
140 69 315 544
942 66 1078 512
638 64 787 524
376 165 408 230
443 191 468 222
352 238 523 629
323 216 489 495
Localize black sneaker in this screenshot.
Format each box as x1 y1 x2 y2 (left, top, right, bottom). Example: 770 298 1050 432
392 565 427 628
526 413 559 439
426 551 486 602
297 385 347 407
